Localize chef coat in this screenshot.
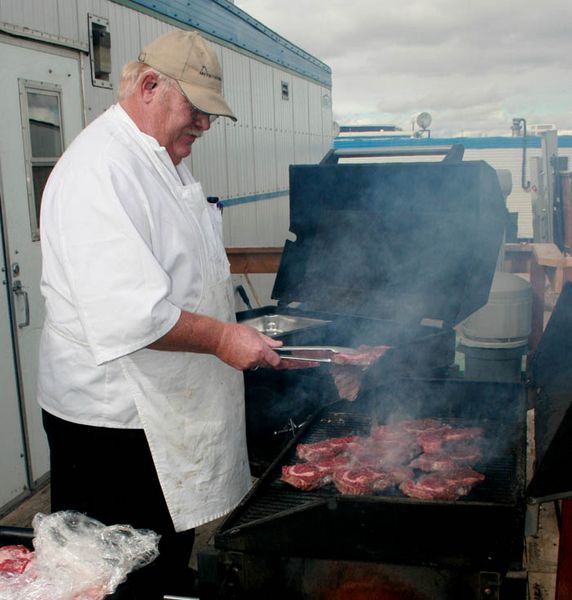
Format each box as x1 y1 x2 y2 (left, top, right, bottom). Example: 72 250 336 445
38 104 251 530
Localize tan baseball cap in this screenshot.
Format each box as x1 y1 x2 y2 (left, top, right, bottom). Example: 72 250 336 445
138 30 237 121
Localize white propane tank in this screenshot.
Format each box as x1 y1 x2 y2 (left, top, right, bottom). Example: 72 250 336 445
458 272 532 382
459 272 532 348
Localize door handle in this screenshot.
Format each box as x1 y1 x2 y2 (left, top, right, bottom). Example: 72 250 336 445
12 280 30 328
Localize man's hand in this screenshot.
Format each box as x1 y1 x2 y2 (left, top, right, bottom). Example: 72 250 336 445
216 323 283 370
148 311 283 371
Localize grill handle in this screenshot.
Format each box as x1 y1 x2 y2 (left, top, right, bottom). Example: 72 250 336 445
319 144 465 165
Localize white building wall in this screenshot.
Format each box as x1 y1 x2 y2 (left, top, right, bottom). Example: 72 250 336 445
462 147 542 240
339 142 572 241
1 0 333 254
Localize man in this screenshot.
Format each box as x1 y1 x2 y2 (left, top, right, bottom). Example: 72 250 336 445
37 29 282 598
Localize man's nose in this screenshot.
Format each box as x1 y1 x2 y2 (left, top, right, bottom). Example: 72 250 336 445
195 112 211 131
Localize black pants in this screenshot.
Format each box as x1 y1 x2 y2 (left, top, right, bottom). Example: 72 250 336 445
42 410 195 599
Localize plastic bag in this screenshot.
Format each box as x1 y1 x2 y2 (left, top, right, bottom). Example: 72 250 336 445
0 511 160 599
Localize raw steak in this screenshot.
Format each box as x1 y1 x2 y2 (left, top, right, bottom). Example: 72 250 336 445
442 426 484 444
445 442 483 464
0 544 33 575
398 419 452 434
296 440 339 462
399 474 472 501
281 463 330 490
409 453 464 472
442 466 485 487
312 455 354 476
333 467 388 495
332 345 391 366
296 436 359 461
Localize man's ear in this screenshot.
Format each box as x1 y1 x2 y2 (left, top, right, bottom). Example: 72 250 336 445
140 72 160 103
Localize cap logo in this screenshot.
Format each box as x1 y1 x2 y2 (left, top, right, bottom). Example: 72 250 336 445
199 65 221 82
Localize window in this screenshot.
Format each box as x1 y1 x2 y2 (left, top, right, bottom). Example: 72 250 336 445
19 80 64 241
88 14 112 88
281 81 289 101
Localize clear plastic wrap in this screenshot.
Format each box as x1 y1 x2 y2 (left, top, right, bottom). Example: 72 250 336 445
0 511 160 599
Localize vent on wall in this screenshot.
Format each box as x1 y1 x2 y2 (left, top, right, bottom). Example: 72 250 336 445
281 81 289 101
88 14 112 89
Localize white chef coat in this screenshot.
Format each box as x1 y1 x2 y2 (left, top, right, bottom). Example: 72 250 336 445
38 104 251 530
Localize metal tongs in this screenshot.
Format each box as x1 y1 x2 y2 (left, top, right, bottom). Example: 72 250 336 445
275 346 354 363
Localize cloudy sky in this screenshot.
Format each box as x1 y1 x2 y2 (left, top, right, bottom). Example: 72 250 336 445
236 0 572 137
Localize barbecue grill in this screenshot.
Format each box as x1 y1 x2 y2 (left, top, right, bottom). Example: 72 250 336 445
201 282 572 599
239 154 507 473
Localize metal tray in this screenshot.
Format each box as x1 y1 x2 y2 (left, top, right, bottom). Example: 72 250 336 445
240 314 331 337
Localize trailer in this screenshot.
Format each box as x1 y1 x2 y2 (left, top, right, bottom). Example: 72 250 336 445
0 0 333 513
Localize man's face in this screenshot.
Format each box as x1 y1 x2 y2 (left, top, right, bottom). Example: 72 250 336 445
153 82 212 164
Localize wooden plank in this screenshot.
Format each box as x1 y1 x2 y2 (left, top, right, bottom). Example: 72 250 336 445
504 243 532 274
0 483 50 528
226 247 282 274
532 243 572 268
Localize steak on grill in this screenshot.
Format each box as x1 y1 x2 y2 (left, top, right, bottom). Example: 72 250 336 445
445 442 483 464
333 467 389 495
397 419 452 434
399 474 472 501
296 435 360 462
312 455 354 476
284 418 487 498
442 466 486 487
281 463 330 490
410 453 467 472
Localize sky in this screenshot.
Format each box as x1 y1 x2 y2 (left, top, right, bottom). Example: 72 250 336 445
236 0 572 138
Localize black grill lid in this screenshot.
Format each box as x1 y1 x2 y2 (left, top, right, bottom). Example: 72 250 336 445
272 161 507 325
527 281 572 503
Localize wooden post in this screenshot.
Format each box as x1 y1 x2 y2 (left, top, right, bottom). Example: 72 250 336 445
226 247 282 274
556 499 572 599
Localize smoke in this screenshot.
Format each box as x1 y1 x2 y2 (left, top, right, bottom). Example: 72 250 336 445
245 159 521 487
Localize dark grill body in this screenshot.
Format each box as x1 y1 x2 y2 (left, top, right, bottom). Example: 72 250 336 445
204 156 539 598
218 379 527 570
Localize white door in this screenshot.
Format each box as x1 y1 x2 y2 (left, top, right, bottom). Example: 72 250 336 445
0 183 28 510
0 37 84 495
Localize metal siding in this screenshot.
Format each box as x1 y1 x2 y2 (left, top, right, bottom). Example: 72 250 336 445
74 0 91 45
293 133 309 164
292 77 309 133
81 0 115 122
190 121 230 199
255 194 290 245
463 147 541 240
221 47 252 125
251 60 274 129
127 0 332 87
307 83 323 136
275 130 295 189
251 61 277 192
321 86 333 142
310 132 328 163
225 122 255 198
57 0 81 41
225 201 257 246
253 128 278 192
292 77 309 164
0 0 334 249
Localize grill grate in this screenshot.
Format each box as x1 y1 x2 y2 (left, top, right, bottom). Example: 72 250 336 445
229 411 524 529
